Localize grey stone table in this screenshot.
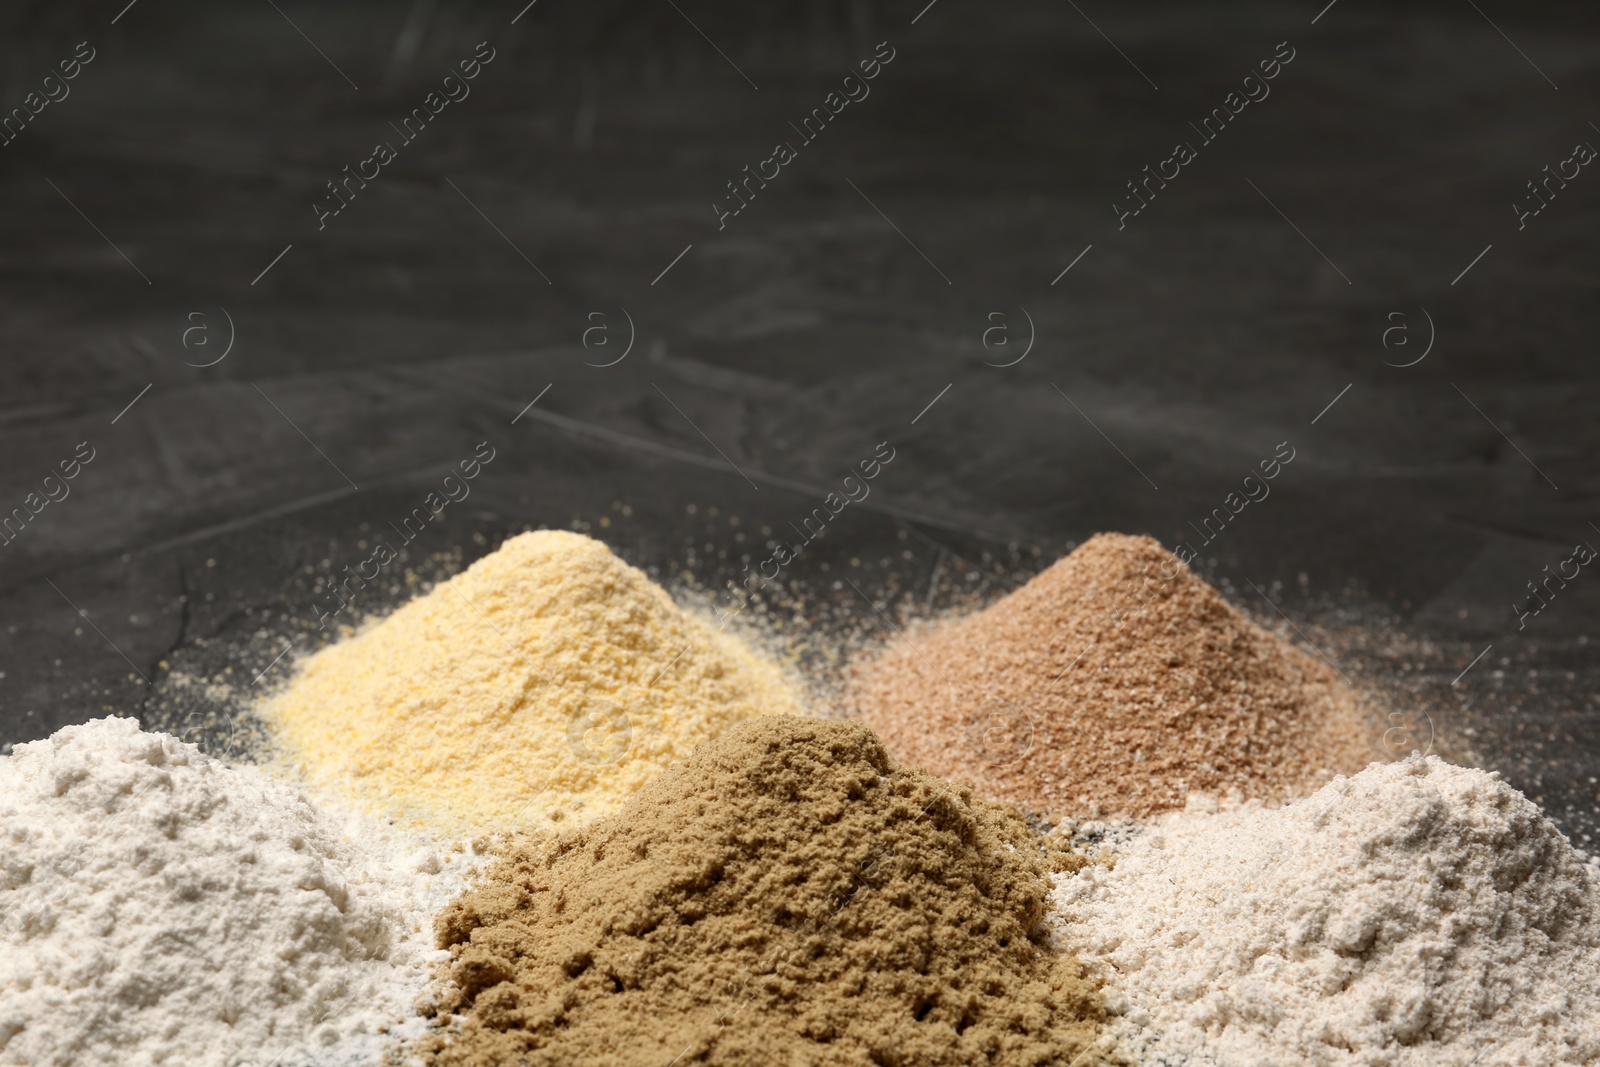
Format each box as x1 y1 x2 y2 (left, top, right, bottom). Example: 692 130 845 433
1 0 1595 841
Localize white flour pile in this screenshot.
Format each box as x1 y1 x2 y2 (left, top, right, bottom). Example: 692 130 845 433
0 717 476 1067
1053 755 1600 1067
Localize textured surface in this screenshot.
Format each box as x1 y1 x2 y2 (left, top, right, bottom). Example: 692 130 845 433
853 533 1374 816
425 716 1107 1067
1053 756 1600 1066
0 717 470 1067
262 530 800 831
0 2 1596 847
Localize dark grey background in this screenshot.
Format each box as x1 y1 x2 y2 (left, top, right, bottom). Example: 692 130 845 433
2 0 1596 841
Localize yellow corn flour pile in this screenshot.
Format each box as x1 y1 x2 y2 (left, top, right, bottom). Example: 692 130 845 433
263 531 800 831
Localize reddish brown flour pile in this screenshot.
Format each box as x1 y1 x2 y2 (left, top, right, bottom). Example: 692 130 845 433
852 533 1373 817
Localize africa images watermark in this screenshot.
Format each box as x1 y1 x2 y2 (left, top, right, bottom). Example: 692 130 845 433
1114 39 1297 229
1090 440 1298 635
711 441 898 627
314 42 498 230
0 41 97 148
0 441 98 550
1513 538 1596 631
1513 135 1595 231
312 441 497 629
713 41 898 230
1172 441 1296 561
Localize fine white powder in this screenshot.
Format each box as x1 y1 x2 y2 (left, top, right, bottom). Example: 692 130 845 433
0 717 476 1067
1053 755 1600 1067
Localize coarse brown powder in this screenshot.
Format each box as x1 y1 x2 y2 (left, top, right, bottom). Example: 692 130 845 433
420 717 1110 1067
851 533 1375 818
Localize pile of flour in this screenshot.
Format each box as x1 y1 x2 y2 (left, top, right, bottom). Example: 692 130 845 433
1053 755 1600 1067
0 717 476 1067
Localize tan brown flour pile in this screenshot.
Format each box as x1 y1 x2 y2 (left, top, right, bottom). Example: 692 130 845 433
422 717 1109 1067
852 533 1372 817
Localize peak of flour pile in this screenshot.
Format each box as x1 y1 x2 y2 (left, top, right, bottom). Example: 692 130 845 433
264 531 801 832
0 716 472 1067
853 532 1371 816
422 716 1112 1067
1053 755 1600 1067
